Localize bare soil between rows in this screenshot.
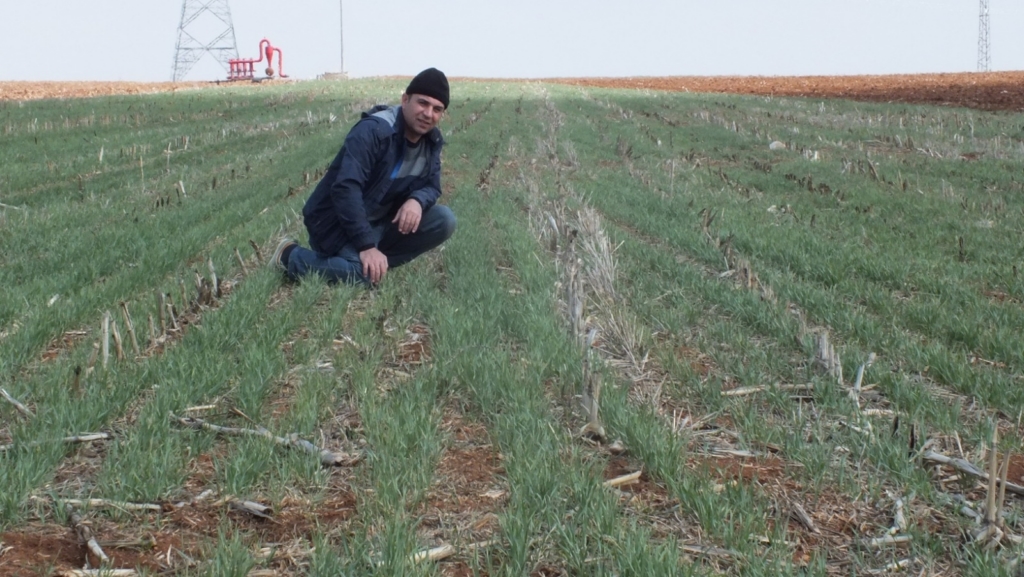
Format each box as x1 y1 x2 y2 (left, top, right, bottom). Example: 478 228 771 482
3 71 1024 111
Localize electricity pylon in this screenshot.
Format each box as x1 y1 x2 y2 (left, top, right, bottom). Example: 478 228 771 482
977 0 990 72
171 0 240 81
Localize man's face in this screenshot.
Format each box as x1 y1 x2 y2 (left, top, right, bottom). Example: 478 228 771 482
401 93 445 140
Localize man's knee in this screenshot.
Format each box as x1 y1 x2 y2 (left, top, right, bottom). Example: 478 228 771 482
429 205 457 240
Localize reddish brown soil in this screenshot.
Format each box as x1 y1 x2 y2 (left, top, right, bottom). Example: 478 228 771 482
0 526 187 577
548 71 1024 111
0 489 358 576
704 453 792 485
1006 453 1024 485
0 529 81 576
604 455 665 499
0 415 359 575
674 344 716 379
399 324 432 365
0 81 212 101
421 411 505 573
40 329 89 364
4 72 1024 111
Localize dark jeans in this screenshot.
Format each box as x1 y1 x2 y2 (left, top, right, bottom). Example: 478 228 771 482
287 205 456 285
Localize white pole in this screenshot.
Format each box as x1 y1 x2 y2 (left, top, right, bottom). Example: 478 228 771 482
344 0 348 73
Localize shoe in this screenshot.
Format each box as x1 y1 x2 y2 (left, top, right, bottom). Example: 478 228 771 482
271 238 298 271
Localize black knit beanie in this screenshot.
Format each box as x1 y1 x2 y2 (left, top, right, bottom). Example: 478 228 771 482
405 68 450 109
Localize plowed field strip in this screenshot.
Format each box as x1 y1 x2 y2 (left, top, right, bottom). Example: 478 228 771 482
7 72 1024 111
0 100 356 381
558 89 1024 413
418 109 701 573
0 81 212 101
515 94 861 571
524 101 979 574
547 71 1024 111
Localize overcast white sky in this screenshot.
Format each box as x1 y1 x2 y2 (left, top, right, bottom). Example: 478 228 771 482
2 0 1023 82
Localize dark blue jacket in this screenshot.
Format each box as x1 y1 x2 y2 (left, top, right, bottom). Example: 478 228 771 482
302 104 444 255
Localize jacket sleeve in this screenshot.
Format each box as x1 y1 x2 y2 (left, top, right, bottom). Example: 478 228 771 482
408 144 443 212
330 120 384 251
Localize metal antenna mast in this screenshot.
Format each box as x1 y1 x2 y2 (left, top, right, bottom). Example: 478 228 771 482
172 0 240 81
977 0 990 72
339 0 345 74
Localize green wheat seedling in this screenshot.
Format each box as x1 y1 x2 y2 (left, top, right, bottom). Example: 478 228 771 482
413 158 687 573
512 125 799 570
0 84 372 382
3 78 1023 574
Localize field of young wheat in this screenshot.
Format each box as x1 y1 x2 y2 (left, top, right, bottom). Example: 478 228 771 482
1 77 1023 576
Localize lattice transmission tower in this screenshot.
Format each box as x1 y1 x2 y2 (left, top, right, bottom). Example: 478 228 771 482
977 0 990 72
171 0 240 81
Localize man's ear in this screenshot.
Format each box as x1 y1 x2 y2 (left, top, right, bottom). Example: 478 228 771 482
400 92 410 105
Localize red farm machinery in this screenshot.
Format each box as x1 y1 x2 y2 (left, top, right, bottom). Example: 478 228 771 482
228 39 288 81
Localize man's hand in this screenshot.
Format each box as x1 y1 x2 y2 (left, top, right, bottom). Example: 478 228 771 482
392 199 423 234
359 247 389 284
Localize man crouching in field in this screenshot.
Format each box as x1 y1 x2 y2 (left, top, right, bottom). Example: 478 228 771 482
272 68 455 285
